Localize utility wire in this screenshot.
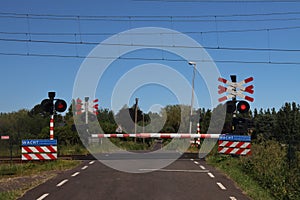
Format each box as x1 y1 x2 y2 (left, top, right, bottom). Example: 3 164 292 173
0 25 299 36
1 10 300 19
1 14 300 22
0 37 300 53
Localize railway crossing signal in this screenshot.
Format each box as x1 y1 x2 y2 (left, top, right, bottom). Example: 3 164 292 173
75 98 83 115
40 92 68 140
218 76 254 134
74 97 99 116
218 75 254 114
218 76 254 103
93 99 99 115
41 92 68 114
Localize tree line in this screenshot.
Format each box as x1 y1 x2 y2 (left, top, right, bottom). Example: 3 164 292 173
0 101 300 147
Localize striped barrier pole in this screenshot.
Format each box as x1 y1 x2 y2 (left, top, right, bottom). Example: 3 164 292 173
50 115 54 140
197 123 200 134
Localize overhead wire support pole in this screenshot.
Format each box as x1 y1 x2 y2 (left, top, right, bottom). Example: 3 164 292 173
188 62 196 134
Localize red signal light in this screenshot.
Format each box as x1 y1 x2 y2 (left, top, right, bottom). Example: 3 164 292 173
240 104 247 111
237 101 250 113
55 99 67 112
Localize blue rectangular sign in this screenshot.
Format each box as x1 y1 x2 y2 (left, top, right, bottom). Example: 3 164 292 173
22 139 57 146
219 134 251 142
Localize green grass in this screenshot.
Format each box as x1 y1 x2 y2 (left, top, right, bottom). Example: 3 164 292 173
206 155 275 200
0 160 80 200
58 144 90 155
0 160 80 177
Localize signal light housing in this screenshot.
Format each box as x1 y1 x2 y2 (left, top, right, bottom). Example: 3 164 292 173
55 99 67 112
226 100 236 113
237 100 250 113
41 99 54 114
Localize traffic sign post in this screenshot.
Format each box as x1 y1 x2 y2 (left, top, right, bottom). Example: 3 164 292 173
1 135 12 162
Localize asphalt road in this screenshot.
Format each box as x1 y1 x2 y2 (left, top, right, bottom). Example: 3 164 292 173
19 153 250 200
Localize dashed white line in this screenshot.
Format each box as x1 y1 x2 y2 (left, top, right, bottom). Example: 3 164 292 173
81 165 88 170
139 169 209 173
89 160 95 165
71 172 80 177
217 182 227 190
229 196 237 200
190 158 194 161
36 193 49 200
56 179 68 187
199 165 206 170
193 161 199 164
207 172 215 178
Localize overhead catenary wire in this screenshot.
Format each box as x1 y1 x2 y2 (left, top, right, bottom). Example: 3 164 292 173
1 14 300 22
0 37 300 53
0 51 300 65
1 10 300 19
0 25 299 37
0 11 299 66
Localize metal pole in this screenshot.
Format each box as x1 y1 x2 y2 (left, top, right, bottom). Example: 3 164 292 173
134 98 138 142
85 97 89 143
230 75 237 133
189 63 196 134
85 97 89 125
142 114 145 143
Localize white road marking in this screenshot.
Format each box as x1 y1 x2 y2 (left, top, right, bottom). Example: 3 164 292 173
207 172 215 178
229 196 237 200
89 161 95 165
190 158 194 161
217 182 227 190
199 165 206 170
81 165 88 170
56 179 68 187
71 172 80 177
36 193 49 200
193 161 199 164
139 169 209 173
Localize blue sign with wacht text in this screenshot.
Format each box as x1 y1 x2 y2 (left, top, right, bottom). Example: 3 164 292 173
22 139 57 146
219 134 251 142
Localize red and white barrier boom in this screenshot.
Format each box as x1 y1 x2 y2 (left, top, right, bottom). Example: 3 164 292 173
91 133 220 139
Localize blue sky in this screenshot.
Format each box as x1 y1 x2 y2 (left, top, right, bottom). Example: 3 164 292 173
0 0 300 114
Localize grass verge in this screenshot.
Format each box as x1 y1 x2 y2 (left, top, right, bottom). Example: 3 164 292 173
206 154 274 200
0 160 81 200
